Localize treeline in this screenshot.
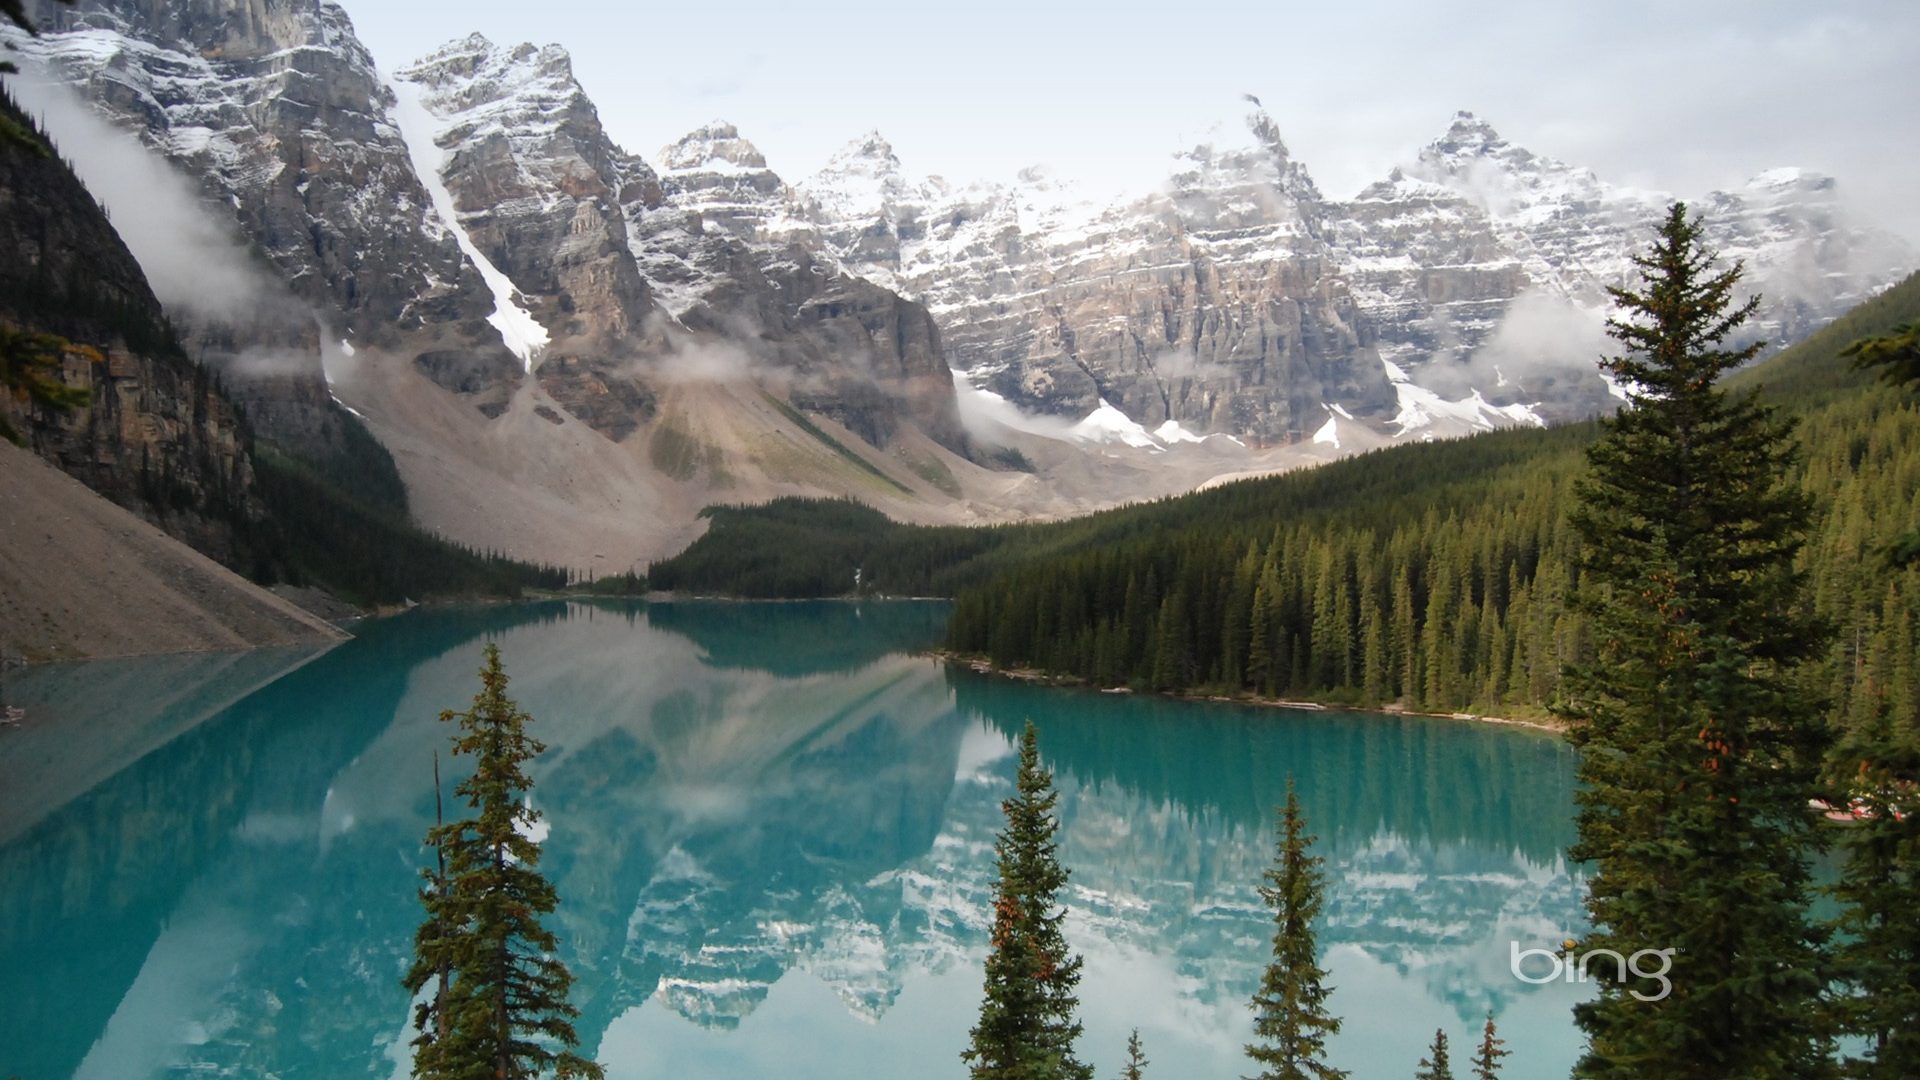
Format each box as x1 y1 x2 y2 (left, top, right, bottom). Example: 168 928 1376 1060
249 446 570 606
948 272 1920 724
646 422 1602 602
645 496 1013 597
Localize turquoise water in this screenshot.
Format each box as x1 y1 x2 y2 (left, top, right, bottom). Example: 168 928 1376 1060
0 600 1589 1078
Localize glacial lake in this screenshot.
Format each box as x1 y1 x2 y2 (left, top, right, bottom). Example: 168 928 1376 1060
0 600 1590 1078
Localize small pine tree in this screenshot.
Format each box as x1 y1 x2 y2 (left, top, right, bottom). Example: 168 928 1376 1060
405 644 602 1080
962 721 1091 1080
1413 1028 1452 1080
1470 1013 1507 1080
1245 779 1346 1080
1121 1028 1149 1080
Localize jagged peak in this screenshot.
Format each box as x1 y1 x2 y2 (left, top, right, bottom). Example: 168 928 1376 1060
401 32 574 83
1745 165 1833 193
1432 110 1507 155
402 32 496 71
658 122 770 172
835 129 897 162
1163 97 1321 204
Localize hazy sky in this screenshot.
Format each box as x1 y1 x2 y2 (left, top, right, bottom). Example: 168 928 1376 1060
345 0 1920 241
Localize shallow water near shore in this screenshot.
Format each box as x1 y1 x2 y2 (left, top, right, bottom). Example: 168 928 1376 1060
0 599 1590 1078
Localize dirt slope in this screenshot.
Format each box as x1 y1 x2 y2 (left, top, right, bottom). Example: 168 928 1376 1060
0 442 346 663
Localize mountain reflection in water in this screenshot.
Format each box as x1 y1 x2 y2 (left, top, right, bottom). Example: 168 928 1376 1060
0 600 1587 1079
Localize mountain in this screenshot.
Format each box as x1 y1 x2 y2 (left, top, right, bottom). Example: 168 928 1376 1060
1387 111 1911 401
16 0 507 355
800 107 1911 432
9 2 1910 574
7 7 997 570
0 85 263 563
796 101 1397 442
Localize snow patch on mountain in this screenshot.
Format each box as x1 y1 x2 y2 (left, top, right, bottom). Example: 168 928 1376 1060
1154 420 1207 445
388 78 547 368
1390 381 1545 437
1071 399 1165 451
1312 414 1341 448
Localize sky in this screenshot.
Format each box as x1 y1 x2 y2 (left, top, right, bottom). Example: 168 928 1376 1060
350 0 1919 240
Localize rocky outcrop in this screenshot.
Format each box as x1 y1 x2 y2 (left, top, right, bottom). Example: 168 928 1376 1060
388 40 964 450
12 0 521 439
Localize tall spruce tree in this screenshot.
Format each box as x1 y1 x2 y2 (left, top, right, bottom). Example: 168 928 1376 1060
963 721 1091 1080
405 644 602 1080
1245 779 1346 1080
1560 202 1834 1077
1121 1028 1149 1080
1413 1028 1452 1080
1470 1013 1506 1080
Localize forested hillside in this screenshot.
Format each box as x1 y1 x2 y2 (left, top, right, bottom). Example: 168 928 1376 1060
947 271 1920 722
654 270 1920 726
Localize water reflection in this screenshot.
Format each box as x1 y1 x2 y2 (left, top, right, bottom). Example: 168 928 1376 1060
0 601 1588 1079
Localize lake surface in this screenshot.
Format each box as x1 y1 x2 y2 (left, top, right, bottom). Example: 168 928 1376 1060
0 600 1590 1078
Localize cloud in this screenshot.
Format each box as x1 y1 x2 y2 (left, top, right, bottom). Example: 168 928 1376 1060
1417 290 1612 399
949 370 1078 443
9 68 289 325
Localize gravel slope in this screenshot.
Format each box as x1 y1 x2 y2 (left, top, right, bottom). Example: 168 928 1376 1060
0 442 346 663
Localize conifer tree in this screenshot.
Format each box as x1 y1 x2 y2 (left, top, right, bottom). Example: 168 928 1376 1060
1560 202 1833 1077
1413 1028 1452 1080
1245 780 1346 1080
1121 1028 1149 1080
1845 322 1920 566
963 721 1091 1080
405 644 602 1080
1470 1013 1506 1080
1827 323 1920 1077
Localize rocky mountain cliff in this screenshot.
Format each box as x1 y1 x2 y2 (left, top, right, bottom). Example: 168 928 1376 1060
0 90 260 563
799 107 1912 432
18 0 507 354
793 104 1396 442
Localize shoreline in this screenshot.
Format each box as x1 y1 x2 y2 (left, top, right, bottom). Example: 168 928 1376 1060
926 649 1569 735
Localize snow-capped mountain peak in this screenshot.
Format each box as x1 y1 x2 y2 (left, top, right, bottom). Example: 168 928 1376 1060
659 121 771 173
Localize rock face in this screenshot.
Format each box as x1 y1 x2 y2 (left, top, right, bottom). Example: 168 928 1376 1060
1400 111 1913 365
395 34 652 352
14 0 520 438
393 38 963 449
796 106 1397 442
625 122 965 449
20 1 506 351
0 97 260 563
801 107 1912 432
